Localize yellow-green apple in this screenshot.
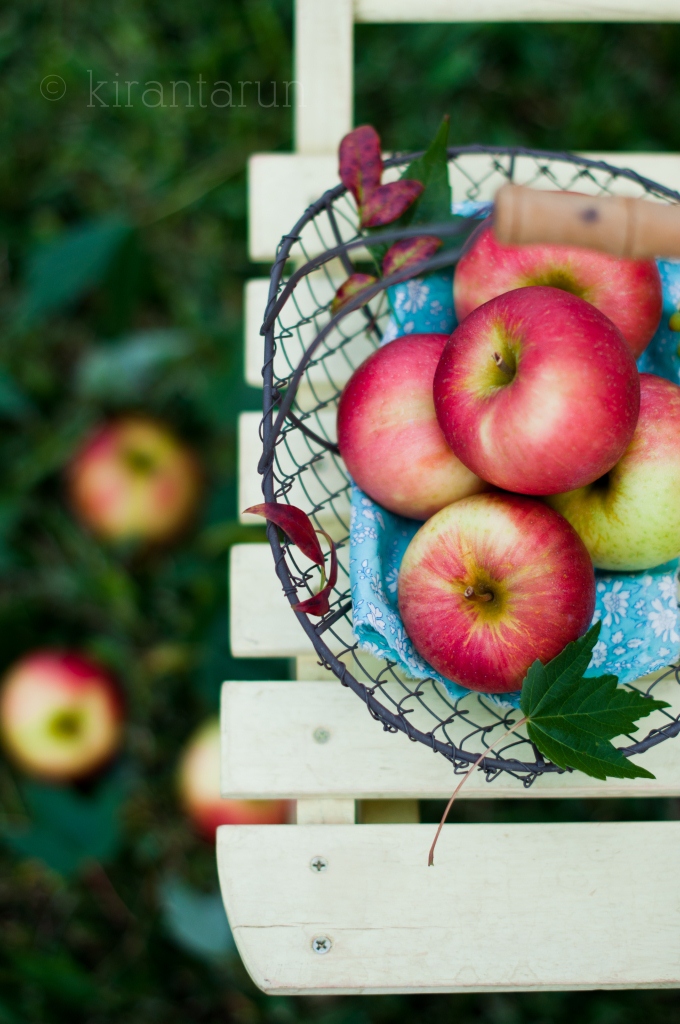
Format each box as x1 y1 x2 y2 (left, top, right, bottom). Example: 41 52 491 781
546 373 680 570
433 286 640 496
337 333 486 519
68 416 202 544
398 493 595 693
0 651 123 781
177 719 290 841
455 223 662 357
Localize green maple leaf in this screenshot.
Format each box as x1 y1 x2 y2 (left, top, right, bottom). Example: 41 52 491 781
398 114 453 227
367 116 456 269
519 622 669 781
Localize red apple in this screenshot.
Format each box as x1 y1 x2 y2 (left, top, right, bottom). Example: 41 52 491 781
337 333 486 519
0 651 123 781
398 493 595 693
433 286 640 496
68 416 202 543
178 719 290 841
546 374 680 570
454 223 662 357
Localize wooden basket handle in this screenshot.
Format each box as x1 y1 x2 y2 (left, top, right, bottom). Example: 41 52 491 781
494 183 680 259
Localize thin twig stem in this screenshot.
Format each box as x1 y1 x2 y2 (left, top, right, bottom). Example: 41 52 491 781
493 351 513 376
83 859 136 925
464 586 493 603
428 715 528 866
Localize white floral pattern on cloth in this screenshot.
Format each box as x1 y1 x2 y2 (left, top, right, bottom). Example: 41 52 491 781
384 270 456 340
349 230 680 698
587 564 680 683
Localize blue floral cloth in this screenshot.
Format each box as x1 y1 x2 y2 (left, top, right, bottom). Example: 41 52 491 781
588 561 680 682
381 270 456 344
349 246 680 696
638 260 680 381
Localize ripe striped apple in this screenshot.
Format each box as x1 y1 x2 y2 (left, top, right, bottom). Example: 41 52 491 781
454 223 662 357
68 416 202 544
178 719 290 841
0 651 123 781
337 333 486 519
398 493 595 693
546 374 680 570
433 286 640 496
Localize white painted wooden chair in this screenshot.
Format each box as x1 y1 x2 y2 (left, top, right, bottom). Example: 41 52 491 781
218 0 680 996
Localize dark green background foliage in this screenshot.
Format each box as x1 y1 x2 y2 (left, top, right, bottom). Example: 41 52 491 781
1 3 680 1021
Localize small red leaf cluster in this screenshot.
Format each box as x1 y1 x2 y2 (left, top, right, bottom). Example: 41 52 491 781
360 181 424 229
338 125 382 209
244 503 338 617
330 272 378 316
337 125 440 297
339 126 423 229
382 236 442 277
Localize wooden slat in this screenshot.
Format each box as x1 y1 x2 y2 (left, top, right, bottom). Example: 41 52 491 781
231 544 397 665
248 154 334 263
221 680 680 800
243 276 379 394
244 279 268 388
230 543 312 657
248 154 345 263
238 412 348 529
295 0 353 154
217 820 680 994
355 0 680 19
248 151 680 262
230 543 351 657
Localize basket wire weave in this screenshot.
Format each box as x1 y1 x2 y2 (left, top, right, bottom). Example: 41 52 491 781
258 146 680 785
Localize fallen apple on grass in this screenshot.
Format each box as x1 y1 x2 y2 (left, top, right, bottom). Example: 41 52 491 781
0 651 123 782
68 416 202 544
398 492 596 693
433 286 640 496
546 373 680 570
337 333 486 519
454 223 662 357
178 719 290 842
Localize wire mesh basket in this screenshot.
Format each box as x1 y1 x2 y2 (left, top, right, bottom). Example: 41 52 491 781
257 145 680 785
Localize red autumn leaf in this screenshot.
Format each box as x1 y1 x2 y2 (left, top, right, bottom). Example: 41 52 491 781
244 502 324 566
339 125 382 208
293 529 338 617
331 272 378 316
382 236 442 276
360 180 424 228
244 503 337 618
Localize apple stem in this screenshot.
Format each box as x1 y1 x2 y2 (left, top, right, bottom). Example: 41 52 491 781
427 715 528 867
492 351 513 376
464 585 493 603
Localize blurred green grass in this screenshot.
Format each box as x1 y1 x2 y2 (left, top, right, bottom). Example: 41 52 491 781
1 3 680 1021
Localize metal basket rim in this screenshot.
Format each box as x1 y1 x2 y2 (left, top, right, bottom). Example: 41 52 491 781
258 143 680 781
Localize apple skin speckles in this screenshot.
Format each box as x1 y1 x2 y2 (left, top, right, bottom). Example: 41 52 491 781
547 373 680 571
338 333 487 520
398 492 595 693
433 287 640 496
454 223 662 358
